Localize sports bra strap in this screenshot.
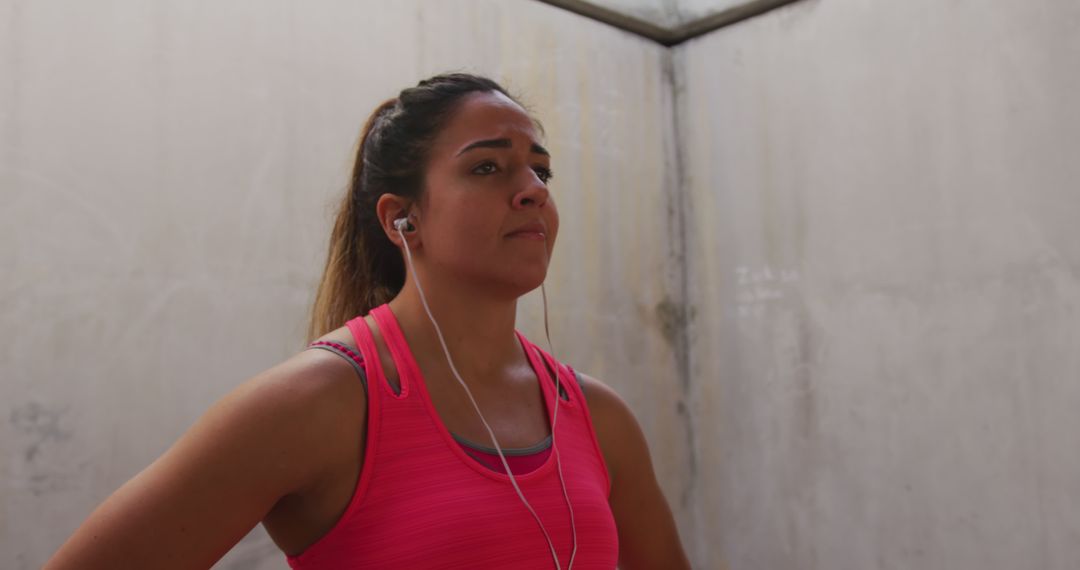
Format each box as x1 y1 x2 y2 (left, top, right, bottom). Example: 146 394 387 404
307 340 368 398
306 339 586 404
305 339 558 456
532 347 587 403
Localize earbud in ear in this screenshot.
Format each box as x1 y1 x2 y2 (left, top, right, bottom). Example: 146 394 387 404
394 216 415 233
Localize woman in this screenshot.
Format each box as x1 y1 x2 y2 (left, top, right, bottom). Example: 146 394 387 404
46 73 690 569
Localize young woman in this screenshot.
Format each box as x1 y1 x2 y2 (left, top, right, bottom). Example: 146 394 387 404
46 73 690 569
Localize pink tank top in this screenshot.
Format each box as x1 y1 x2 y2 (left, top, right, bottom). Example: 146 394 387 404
286 304 619 569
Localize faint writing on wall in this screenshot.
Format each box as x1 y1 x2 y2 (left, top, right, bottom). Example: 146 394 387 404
736 265 801 318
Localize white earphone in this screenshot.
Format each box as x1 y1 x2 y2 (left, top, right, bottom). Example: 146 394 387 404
392 214 577 569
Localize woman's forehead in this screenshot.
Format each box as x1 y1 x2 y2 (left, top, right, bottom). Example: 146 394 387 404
438 92 543 152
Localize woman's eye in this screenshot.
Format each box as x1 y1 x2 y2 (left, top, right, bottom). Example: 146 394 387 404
534 167 554 184
473 162 498 175
472 162 552 184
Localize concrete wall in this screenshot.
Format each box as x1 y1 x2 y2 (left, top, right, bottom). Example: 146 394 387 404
677 0 767 22
581 0 679 27
9 0 1080 568
0 1 692 568
677 0 1080 568
572 0 788 30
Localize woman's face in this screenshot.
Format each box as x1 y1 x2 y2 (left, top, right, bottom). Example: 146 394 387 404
415 91 559 299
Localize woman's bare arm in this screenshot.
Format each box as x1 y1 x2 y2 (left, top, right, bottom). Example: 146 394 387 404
44 351 364 569
579 373 693 570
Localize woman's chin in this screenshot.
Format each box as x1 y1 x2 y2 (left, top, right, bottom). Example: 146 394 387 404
455 260 549 299
500 267 548 298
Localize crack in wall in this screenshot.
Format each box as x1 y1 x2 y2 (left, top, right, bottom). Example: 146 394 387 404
531 2 807 560
658 49 698 514
528 1 807 558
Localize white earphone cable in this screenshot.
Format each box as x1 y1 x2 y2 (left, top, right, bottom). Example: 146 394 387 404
396 219 576 569
542 282 579 568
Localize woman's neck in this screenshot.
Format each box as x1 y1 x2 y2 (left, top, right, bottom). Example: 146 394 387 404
387 279 525 387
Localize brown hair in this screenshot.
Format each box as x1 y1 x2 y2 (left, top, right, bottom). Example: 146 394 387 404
306 73 526 343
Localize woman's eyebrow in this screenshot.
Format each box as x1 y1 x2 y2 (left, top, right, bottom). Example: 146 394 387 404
456 138 550 157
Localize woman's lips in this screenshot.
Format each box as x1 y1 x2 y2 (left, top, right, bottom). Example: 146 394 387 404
506 221 547 240
507 231 546 240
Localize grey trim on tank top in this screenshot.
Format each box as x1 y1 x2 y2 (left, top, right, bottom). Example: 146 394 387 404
308 343 370 390
451 431 553 455
306 342 584 454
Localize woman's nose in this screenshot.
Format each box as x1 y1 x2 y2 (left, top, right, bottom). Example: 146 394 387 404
512 171 550 209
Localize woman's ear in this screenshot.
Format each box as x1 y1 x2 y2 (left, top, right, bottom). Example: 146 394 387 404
376 193 419 247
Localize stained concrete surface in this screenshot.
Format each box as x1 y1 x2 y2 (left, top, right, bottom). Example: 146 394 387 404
6 0 1080 568
677 0 771 23
573 0 681 28
0 1 689 568
563 0 788 31
677 0 1080 567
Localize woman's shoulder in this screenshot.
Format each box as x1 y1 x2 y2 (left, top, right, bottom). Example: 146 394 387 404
239 334 369 468
262 324 366 405
220 329 369 492
573 373 628 424
569 372 647 490
573 371 692 567
41 333 369 568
